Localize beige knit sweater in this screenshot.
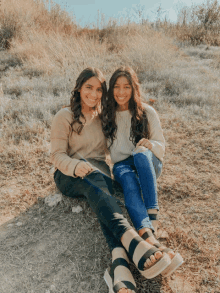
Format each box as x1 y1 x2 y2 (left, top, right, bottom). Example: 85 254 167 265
50 107 107 177
109 104 165 164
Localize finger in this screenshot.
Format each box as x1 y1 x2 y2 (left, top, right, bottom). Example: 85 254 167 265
139 140 146 146
85 163 93 172
137 138 144 146
79 171 88 178
85 162 94 172
79 167 89 173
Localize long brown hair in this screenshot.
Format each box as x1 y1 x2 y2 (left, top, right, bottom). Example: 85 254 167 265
101 66 149 147
70 67 107 134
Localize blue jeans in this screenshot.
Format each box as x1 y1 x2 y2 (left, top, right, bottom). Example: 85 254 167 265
113 149 162 232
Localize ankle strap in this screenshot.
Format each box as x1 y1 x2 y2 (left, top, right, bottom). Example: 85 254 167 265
148 214 158 221
141 230 154 240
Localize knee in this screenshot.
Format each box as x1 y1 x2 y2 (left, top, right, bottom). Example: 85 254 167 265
113 167 133 181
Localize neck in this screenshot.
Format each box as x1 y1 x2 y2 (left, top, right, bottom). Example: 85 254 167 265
81 103 95 115
117 104 129 111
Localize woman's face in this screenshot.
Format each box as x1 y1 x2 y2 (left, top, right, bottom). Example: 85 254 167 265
113 76 132 111
79 76 103 111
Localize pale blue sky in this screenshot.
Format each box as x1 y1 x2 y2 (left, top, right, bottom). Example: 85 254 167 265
49 0 207 27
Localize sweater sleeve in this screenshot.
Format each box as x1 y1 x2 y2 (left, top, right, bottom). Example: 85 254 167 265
146 105 165 162
50 110 80 177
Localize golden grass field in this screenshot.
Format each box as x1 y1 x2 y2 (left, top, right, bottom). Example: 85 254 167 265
0 0 220 292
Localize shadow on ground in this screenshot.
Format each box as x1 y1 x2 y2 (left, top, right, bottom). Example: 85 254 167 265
0 192 167 293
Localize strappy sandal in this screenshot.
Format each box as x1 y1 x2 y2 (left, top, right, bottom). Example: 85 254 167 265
141 230 184 277
126 235 171 279
104 247 137 293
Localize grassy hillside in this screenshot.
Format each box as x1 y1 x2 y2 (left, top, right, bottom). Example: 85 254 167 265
0 1 220 292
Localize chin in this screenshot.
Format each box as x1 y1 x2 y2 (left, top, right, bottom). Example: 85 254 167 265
86 101 98 108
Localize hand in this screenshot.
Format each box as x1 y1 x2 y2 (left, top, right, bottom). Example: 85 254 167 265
74 161 94 178
136 138 153 150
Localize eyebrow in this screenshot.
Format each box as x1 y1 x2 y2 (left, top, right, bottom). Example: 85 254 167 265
114 83 130 86
85 83 102 89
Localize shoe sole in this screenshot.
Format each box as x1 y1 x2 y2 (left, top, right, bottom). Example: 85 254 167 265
139 253 171 279
161 253 184 277
104 268 114 293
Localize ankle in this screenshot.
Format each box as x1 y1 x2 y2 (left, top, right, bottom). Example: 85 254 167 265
138 227 153 237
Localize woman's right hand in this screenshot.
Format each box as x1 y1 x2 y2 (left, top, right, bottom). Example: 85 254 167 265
74 161 94 178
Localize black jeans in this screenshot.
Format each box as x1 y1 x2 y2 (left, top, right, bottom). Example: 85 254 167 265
54 168 132 251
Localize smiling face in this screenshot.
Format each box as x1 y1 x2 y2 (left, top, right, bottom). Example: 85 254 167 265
79 76 103 112
113 76 132 111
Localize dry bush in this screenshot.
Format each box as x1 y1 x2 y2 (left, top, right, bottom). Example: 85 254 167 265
159 0 220 46
0 0 77 49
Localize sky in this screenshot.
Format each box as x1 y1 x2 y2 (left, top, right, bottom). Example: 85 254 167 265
49 0 207 27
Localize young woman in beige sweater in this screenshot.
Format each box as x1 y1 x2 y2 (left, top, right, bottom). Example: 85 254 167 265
101 66 183 280
50 67 171 293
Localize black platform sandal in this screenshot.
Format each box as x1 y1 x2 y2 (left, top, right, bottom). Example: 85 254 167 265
141 230 184 277
104 247 137 293
124 233 171 279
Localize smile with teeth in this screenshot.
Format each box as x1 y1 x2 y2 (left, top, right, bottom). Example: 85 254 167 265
117 97 126 100
87 97 97 102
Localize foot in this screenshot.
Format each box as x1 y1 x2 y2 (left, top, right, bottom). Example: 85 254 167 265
121 229 163 270
112 247 136 293
139 228 175 261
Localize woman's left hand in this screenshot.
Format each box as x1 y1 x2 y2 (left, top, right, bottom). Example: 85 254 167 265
136 138 153 150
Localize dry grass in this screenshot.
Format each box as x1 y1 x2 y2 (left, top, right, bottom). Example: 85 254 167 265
154 0 220 47
0 1 220 292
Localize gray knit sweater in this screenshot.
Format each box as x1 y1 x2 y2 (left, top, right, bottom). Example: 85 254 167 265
109 104 165 164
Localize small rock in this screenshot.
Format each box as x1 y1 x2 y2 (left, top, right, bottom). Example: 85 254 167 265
7 224 14 227
157 229 169 239
72 206 83 213
45 193 62 207
16 222 22 226
50 285 56 290
49 167 55 174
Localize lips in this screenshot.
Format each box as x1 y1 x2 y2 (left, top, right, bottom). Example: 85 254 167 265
117 97 127 101
87 97 98 102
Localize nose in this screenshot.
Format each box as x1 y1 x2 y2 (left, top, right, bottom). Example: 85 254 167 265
118 88 125 95
91 90 97 99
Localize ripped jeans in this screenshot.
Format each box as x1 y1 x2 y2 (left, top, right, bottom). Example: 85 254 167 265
113 148 163 232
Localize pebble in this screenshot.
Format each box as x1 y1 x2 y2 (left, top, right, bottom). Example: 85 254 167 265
45 193 62 207
72 206 83 213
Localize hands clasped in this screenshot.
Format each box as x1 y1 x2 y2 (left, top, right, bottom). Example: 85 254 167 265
74 161 94 178
136 138 153 150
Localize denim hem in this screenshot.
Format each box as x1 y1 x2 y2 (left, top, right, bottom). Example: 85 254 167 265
145 206 160 211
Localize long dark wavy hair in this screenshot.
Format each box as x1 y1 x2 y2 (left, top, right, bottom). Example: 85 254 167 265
70 67 107 134
101 66 149 147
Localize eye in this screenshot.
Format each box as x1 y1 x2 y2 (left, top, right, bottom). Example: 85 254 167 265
97 88 103 92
